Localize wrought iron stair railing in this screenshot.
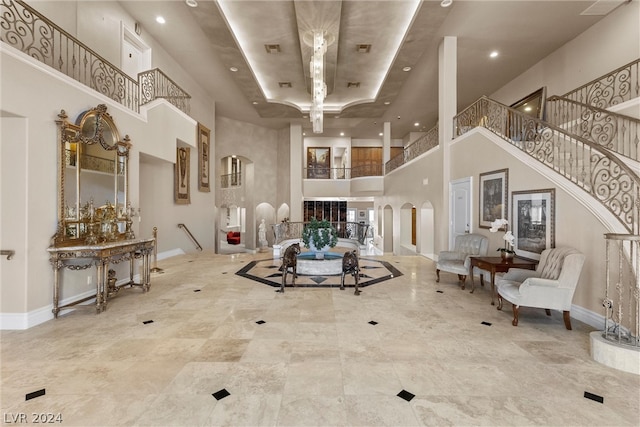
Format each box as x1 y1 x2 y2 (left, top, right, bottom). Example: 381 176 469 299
272 221 370 246
560 58 639 110
547 95 639 162
454 96 639 236
1 0 190 115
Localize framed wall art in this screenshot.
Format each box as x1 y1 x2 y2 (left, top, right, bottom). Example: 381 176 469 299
197 123 211 192
306 147 331 179
479 168 508 228
175 147 190 204
511 188 555 260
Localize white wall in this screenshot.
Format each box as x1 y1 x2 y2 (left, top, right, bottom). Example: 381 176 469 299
491 1 639 105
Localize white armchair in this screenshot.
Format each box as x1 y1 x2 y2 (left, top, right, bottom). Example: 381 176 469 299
436 233 489 289
496 247 585 329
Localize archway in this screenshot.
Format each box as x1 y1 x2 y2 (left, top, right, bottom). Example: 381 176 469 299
399 202 416 254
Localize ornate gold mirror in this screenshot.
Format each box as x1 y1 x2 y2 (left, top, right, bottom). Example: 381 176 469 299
54 104 133 245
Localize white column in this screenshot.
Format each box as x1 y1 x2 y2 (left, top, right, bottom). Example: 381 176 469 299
439 36 457 252
289 123 303 222
383 121 391 165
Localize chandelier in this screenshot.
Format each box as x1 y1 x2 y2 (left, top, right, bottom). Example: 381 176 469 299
310 31 327 133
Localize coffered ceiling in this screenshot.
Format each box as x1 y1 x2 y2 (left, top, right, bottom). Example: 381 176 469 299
119 0 623 139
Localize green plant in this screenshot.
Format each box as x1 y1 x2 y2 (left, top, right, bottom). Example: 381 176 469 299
302 217 338 250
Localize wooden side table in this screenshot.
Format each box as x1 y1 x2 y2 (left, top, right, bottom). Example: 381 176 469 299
469 256 538 305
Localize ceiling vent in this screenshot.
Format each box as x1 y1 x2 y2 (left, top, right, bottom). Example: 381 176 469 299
347 82 361 88
264 44 281 54
580 0 626 15
278 82 292 88
356 44 371 53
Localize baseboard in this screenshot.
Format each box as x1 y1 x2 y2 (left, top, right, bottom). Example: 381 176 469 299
157 248 185 260
571 304 605 330
0 289 96 330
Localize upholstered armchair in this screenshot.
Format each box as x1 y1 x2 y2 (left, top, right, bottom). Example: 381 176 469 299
496 247 585 329
436 233 489 289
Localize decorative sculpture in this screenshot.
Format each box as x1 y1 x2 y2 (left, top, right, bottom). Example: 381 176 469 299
340 250 360 295
280 243 301 293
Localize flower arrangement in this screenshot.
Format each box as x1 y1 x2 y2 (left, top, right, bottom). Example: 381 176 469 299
490 218 515 254
302 217 338 250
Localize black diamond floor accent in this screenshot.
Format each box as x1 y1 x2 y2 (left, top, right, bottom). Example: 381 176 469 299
266 265 279 269
142 320 154 324
360 265 382 269
368 321 378 325
584 391 604 403
222 272 228 274
25 389 45 401
397 390 415 402
256 320 266 324
194 289 201 292
436 290 444 293
310 276 327 284
481 321 492 326
212 389 230 400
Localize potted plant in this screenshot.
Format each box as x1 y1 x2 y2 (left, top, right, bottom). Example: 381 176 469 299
302 217 338 258
490 218 515 259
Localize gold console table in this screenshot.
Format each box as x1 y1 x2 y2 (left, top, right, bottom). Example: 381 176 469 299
47 238 155 318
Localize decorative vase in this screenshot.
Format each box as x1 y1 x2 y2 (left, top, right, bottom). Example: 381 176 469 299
501 251 514 260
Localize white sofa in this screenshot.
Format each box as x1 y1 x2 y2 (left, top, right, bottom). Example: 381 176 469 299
435 233 489 289
496 247 586 329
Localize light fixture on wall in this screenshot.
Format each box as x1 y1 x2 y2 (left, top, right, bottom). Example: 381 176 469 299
310 30 327 133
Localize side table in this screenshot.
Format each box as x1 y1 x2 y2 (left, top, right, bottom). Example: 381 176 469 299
469 256 538 305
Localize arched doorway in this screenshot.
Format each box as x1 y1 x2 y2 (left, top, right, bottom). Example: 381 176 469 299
383 205 394 253
419 201 435 259
400 202 416 254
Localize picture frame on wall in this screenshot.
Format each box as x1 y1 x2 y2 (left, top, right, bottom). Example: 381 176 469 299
479 168 508 229
197 123 211 192
511 188 555 260
175 147 190 204
306 147 331 179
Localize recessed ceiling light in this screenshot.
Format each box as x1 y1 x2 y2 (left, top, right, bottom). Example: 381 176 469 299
252 101 258 105
340 132 345 136
383 101 391 105
524 106 532 112
185 0 198 7
231 155 237 158
303 132 306 136
156 16 166 24
379 132 383 136
414 122 420 127
490 51 499 58
278 82 292 88
441 0 453 7
230 66 238 72
402 66 412 72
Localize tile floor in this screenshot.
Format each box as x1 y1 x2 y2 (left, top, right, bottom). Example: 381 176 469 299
1 251 638 426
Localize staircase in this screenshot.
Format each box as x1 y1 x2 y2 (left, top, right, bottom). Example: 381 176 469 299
454 60 640 352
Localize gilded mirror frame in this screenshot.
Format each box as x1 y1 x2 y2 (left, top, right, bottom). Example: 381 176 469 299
54 104 132 245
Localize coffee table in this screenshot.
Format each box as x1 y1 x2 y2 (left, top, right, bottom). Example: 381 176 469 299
469 256 538 305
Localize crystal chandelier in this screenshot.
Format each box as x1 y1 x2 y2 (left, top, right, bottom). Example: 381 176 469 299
310 31 327 133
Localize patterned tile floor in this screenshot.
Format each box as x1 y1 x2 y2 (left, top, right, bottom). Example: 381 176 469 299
1 250 638 426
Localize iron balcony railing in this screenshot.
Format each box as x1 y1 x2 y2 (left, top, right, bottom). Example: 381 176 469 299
220 172 242 188
304 165 383 180
385 125 439 174
561 58 639 110
1 0 190 115
272 221 370 246
547 95 639 162
139 68 190 114
454 96 639 235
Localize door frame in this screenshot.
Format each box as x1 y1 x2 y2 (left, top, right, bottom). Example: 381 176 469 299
449 176 473 249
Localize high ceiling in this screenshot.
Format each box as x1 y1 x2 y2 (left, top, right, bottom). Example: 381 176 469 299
119 0 621 139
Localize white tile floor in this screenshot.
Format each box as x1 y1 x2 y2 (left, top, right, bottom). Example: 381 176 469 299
1 251 638 426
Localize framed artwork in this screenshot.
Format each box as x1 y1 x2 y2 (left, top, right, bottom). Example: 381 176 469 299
511 188 555 260
479 168 508 229
306 147 331 179
175 147 190 204
197 123 211 192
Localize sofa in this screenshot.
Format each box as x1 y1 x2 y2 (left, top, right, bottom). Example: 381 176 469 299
226 231 241 245
435 233 489 288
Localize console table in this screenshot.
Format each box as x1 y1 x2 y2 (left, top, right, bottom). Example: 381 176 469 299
47 238 154 317
469 256 538 305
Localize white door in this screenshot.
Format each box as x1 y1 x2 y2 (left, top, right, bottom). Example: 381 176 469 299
449 177 472 249
121 24 151 79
